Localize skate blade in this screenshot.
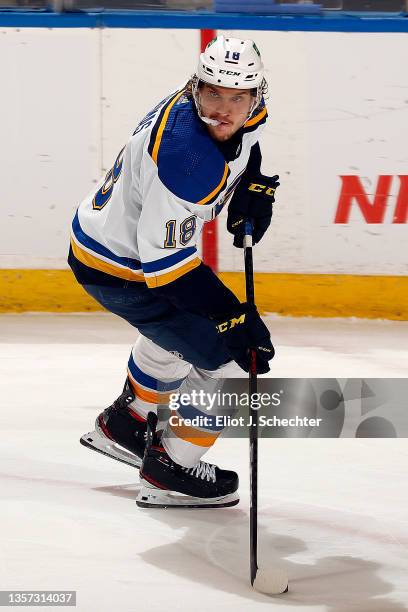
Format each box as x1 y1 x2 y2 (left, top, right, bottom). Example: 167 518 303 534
136 480 239 509
80 429 141 469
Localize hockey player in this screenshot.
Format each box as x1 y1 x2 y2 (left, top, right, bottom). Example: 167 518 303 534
69 36 280 508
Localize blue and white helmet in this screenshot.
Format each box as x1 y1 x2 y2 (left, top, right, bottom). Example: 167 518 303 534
192 35 266 123
198 35 264 89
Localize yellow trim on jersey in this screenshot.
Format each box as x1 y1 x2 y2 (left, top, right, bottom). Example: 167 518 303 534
144 257 201 288
244 106 267 128
70 238 145 282
151 90 186 164
197 162 229 205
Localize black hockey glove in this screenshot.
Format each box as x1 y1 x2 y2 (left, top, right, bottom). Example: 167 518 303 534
227 173 280 248
213 303 275 374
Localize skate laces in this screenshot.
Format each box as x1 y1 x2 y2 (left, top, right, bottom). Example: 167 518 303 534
183 461 216 483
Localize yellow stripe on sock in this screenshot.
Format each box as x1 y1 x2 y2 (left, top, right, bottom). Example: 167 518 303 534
170 416 220 448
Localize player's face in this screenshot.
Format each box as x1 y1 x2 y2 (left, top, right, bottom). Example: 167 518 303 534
199 84 253 141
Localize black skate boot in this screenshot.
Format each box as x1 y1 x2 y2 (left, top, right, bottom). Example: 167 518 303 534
137 413 239 508
80 378 147 469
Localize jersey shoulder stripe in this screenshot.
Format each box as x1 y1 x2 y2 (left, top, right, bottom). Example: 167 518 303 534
148 89 186 163
148 93 229 205
197 162 229 206
243 103 268 133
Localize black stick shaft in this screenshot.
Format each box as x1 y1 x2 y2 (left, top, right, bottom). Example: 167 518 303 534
244 222 258 586
249 349 258 585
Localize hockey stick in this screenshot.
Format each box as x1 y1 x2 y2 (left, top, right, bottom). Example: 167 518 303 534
243 221 258 588
244 221 288 595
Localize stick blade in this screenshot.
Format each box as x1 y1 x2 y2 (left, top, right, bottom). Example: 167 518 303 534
252 566 289 595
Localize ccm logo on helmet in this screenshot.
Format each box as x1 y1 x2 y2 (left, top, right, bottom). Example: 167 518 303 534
216 314 246 333
219 69 241 76
249 183 276 197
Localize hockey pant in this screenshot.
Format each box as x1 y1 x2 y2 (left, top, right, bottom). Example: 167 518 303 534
83 283 242 467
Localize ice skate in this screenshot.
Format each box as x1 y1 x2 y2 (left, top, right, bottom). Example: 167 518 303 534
136 414 239 508
80 379 147 469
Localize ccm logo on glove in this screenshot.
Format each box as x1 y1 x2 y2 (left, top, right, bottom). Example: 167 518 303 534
227 173 280 248
216 314 246 333
248 183 277 198
212 303 274 374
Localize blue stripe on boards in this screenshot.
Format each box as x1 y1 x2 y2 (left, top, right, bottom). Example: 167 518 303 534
1 10 408 33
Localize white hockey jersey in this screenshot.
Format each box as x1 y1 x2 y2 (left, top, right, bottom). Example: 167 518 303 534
69 86 267 289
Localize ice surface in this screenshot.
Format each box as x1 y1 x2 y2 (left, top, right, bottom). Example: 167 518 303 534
0 314 407 611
